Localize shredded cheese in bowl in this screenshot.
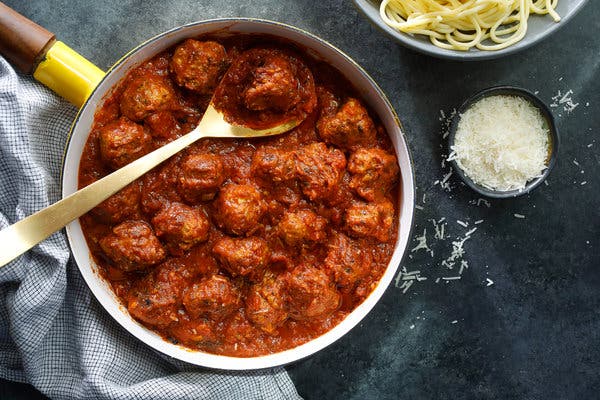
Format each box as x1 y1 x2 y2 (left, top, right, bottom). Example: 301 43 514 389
449 94 551 192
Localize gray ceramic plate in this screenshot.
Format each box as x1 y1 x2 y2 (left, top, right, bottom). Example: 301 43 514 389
353 0 589 60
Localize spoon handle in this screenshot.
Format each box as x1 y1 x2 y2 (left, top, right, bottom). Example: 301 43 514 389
0 124 203 268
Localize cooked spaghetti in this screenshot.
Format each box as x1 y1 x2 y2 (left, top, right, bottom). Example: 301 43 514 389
379 0 561 51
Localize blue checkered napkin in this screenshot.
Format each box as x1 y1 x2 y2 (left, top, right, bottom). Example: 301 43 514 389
0 56 301 400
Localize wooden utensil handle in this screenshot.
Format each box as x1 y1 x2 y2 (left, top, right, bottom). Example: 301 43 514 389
0 2 56 74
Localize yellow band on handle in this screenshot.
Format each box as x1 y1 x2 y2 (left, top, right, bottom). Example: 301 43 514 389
33 41 105 108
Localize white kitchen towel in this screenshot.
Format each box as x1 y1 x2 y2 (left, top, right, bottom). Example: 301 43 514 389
0 56 301 400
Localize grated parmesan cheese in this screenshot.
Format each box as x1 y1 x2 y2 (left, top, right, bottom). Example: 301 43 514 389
452 95 550 191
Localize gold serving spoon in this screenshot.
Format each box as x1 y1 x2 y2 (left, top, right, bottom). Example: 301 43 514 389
0 103 301 268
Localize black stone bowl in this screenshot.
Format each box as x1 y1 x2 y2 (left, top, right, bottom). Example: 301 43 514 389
448 86 559 198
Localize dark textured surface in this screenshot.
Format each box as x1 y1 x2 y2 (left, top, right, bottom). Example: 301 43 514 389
1 1 599 399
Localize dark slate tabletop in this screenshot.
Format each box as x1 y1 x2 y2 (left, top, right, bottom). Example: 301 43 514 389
1 1 599 399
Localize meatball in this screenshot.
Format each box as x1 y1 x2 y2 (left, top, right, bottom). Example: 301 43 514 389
120 75 176 121
293 142 346 202
170 39 228 94
348 148 398 201
317 97 376 151
99 220 166 271
324 233 373 292
213 236 270 282
140 158 182 216
144 111 181 140
277 209 327 246
91 182 140 224
251 146 295 183
127 261 185 327
168 319 220 347
182 275 240 320
213 184 265 236
245 273 288 333
345 200 395 242
98 117 152 170
283 265 340 321
151 202 210 255
243 54 301 112
177 153 224 202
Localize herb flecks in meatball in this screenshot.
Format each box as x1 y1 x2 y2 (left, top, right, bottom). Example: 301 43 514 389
348 148 399 201
345 200 395 242
251 146 296 183
317 95 377 151
99 220 165 271
151 202 210 255
177 153 224 202
324 233 373 293
120 75 176 122
244 54 301 112
98 117 152 170
144 111 181 141
283 265 340 321
277 209 327 246
213 236 270 282
127 261 187 327
182 275 240 320
213 184 265 236
170 39 228 94
294 142 346 202
168 319 220 348
245 273 288 333
91 181 140 224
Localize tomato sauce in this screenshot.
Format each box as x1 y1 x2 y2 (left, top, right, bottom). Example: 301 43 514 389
78 35 400 357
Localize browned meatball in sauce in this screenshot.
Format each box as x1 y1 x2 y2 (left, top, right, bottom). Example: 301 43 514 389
151 202 210 255
245 272 288 333
170 40 228 94
127 261 187 327
98 117 152 170
120 75 176 121
177 153 224 202
277 209 327 246
213 184 265 236
91 182 140 224
251 146 296 183
349 148 399 201
213 236 270 282
293 142 346 202
317 95 376 151
324 233 373 293
140 158 182 216
283 265 340 321
144 111 181 140
345 200 395 242
182 275 240 320
168 319 220 347
99 220 165 271
243 54 301 112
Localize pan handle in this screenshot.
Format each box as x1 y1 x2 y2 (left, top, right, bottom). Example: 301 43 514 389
0 2 105 107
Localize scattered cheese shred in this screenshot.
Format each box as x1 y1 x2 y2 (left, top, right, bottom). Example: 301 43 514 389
452 95 550 191
411 229 434 257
